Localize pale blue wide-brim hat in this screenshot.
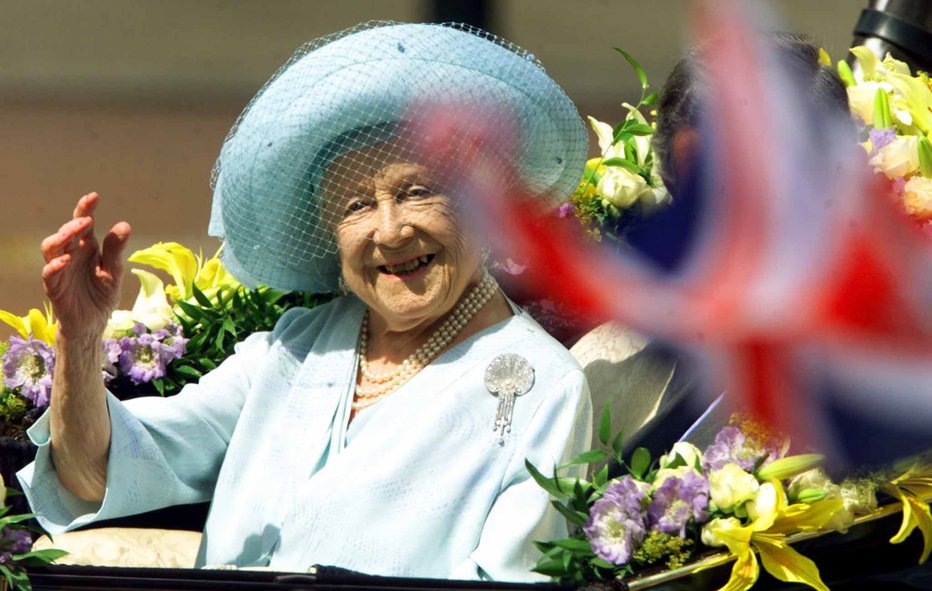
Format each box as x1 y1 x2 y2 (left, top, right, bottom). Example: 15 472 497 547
209 21 588 293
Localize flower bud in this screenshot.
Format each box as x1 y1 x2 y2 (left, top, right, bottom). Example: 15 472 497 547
757 454 824 481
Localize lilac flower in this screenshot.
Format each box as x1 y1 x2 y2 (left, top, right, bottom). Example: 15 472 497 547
703 425 787 472
118 326 168 384
101 338 123 382
2 337 55 408
155 324 187 364
648 472 710 538
583 476 650 565
3 528 31 555
557 202 574 218
869 128 897 153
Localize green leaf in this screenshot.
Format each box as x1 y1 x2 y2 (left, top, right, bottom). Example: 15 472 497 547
601 157 641 175
621 122 655 136
591 557 616 570
172 365 203 380
836 59 856 87
561 449 609 468
552 538 593 553
615 47 648 89
153 379 165 396
15 548 68 564
873 87 893 129
191 284 213 308
598 406 612 446
611 429 625 459
593 464 609 488
533 558 569 577
175 299 204 320
525 460 569 499
630 447 651 478
919 136 932 178
550 500 588 526
642 91 659 106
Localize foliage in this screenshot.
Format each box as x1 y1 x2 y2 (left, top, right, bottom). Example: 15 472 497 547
528 408 931 591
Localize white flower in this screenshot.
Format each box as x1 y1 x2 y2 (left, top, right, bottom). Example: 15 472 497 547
904 176 932 218
588 116 624 159
660 441 703 470
787 468 833 499
708 463 760 512
868 135 920 180
103 269 174 338
598 167 649 208
847 81 893 125
746 481 785 529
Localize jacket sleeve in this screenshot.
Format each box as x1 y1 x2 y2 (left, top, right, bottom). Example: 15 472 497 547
451 368 593 582
16 309 303 535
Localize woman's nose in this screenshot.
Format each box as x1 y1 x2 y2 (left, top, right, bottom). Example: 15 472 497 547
373 201 414 247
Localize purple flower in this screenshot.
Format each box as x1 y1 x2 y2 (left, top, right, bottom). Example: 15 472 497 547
869 128 897 153
155 324 187 364
118 330 167 385
101 338 123 382
703 425 787 472
583 476 650 565
648 472 709 538
0 551 10 565
2 337 55 408
557 202 574 218
3 529 31 555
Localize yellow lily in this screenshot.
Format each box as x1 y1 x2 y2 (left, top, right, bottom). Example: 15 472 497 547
128 242 242 307
0 304 57 345
885 458 932 563
128 242 199 302
701 480 836 591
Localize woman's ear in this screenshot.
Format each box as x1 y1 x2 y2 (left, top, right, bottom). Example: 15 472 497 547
671 128 700 189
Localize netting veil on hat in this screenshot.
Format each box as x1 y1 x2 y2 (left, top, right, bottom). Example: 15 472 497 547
209 21 588 293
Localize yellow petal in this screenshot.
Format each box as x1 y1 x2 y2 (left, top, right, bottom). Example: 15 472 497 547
770 498 845 534
128 242 198 300
850 46 880 79
0 310 29 339
717 549 759 591
886 484 932 563
754 534 830 591
817 48 831 67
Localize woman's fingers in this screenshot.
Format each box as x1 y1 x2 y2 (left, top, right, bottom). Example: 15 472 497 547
41 217 94 262
100 221 131 280
72 192 100 220
41 254 73 296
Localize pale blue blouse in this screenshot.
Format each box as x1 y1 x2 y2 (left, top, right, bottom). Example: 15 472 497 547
18 296 592 581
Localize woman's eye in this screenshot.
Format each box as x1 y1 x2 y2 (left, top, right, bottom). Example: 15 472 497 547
345 200 370 214
404 185 432 198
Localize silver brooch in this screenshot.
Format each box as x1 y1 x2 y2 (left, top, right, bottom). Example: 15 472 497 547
484 353 535 444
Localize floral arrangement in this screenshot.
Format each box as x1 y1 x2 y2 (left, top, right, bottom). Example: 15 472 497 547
0 474 65 591
0 242 327 436
835 47 932 232
528 409 932 590
567 49 670 244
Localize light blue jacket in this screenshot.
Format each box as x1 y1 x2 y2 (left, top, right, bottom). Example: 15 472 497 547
18 296 592 581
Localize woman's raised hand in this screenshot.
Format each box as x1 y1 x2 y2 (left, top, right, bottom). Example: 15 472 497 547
41 193 132 340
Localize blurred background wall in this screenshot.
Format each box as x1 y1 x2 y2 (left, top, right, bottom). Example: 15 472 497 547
0 0 865 334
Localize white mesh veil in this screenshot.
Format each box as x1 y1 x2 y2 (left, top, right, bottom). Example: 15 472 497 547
209 21 587 293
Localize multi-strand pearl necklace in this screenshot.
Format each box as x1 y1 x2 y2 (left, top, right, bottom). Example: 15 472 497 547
352 269 498 411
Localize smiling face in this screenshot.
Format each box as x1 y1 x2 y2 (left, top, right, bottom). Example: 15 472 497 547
321 143 483 332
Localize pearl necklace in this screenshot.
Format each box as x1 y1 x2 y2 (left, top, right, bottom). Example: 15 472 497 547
352 269 498 411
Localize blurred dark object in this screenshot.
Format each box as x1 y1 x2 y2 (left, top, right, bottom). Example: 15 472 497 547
849 0 932 76
428 0 493 33
0 437 36 516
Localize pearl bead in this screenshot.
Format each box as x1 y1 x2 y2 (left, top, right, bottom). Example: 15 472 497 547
353 269 498 411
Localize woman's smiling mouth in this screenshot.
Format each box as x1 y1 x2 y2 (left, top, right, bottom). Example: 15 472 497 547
378 254 435 276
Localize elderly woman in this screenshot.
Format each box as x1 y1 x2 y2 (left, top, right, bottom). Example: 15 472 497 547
18 23 591 581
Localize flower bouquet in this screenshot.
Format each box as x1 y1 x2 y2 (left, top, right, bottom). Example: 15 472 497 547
568 49 670 245
836 47 932 233
0 474 65 591
528 409 931 590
